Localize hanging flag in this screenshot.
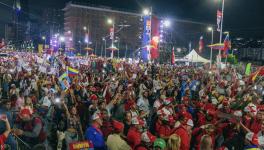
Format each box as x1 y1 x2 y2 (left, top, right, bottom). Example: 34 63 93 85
199 36 204 53
217 10 222 32
171 47 175 65
67 67 79 77
223 34 231 55
249 67 264 82
245 63 252 76
110 28 114 40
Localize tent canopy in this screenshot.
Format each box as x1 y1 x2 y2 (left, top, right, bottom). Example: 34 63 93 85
176 49 210 63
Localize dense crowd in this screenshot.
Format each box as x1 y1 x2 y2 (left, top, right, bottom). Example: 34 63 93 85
0 53 264 150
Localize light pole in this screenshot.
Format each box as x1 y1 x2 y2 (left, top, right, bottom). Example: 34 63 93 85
42 36 46 50
208 27 214 69
102 38 106 57
218 0 225 67
107 18 115 58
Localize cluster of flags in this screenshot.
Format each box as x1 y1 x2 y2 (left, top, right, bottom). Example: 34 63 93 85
58 66 79 91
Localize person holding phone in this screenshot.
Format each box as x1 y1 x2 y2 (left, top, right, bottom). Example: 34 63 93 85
0 114 11 150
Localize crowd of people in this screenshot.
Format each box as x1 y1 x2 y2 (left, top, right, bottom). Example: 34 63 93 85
0 52 264 150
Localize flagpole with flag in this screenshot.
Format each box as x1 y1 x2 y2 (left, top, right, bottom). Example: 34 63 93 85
199 36 204 53
218 0 225 68
171 47 175 65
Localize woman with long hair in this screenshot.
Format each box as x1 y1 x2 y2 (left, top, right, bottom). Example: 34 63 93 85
200 134 213 150
167 134 181 150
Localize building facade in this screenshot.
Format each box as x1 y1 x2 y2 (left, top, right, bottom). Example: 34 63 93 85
63 2 143 57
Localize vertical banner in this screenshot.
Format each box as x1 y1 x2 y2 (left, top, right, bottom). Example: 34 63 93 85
38 44 43 54
142 15 151 62
150 15 160 60
217 10 222 32
110 28 114 40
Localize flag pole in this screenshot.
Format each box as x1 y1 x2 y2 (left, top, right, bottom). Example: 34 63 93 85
210 29 214 69
218 0 225 68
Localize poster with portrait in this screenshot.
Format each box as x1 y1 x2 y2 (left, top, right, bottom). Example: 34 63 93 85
59 72 71 91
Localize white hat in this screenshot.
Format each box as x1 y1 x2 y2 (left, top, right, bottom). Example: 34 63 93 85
186 119 194 127
131 117 144 125
233 110 243 117
244 103 257 116
245 132 264 146
141 131 156 143
92 112 101 121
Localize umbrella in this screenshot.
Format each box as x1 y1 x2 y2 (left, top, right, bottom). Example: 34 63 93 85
89 54 97 57
207 43 225 50
106 46 119 51
69 47 75 51
84 47 93 51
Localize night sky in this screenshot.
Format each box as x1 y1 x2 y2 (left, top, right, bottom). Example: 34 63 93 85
1 0 264 38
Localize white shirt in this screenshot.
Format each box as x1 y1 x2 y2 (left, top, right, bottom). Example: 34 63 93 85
42 96 51 108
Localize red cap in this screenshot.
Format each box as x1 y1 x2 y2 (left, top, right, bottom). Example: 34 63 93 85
222 99 229 106
112 120 124 132
19 108 32 118
90 94 98 101
125 100 136 111
258 105 264 111
196 102 204 108
182 96 189 102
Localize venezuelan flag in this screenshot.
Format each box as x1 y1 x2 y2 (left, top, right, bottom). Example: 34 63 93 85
67 67 79 77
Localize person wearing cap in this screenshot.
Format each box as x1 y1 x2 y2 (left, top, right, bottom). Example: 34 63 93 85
13 108 47 147
249 105 264 134
172 118 193 150
134 131 156 150
127 117 144 149
0 115 11 150
0 99 17 150
85 112 106 150
153 138 166 150
106 120 131 150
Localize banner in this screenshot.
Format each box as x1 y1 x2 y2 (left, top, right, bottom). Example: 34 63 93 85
69 141 94 150
38 44 43 54
150 15 160 60
142 15 151 62
199 36 204 53
217 10 222 32
110 28 114 40
59 72 71 91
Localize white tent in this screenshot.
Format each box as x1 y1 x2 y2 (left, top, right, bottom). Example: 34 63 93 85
176 49 210 63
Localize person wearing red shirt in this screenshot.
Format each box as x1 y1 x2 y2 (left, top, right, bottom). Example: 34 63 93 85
192 124 216 150
0 115 11 150
249 105 264 134
173 119 193 150
156 115 173 140
127 117 144 149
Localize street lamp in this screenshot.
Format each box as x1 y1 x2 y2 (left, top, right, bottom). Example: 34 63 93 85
217 0 225 67
83 26 87 31
208 26 214 69
107 18 115 58
42 36 46 50
107 19 113 25
164 19 171 28
143 8 151 16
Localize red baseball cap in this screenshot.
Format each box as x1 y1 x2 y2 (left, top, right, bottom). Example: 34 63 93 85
112 120 124 132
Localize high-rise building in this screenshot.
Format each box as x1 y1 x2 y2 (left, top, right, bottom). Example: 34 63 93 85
63 2 143 57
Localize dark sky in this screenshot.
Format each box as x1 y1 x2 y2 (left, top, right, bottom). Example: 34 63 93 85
1 0 264 38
